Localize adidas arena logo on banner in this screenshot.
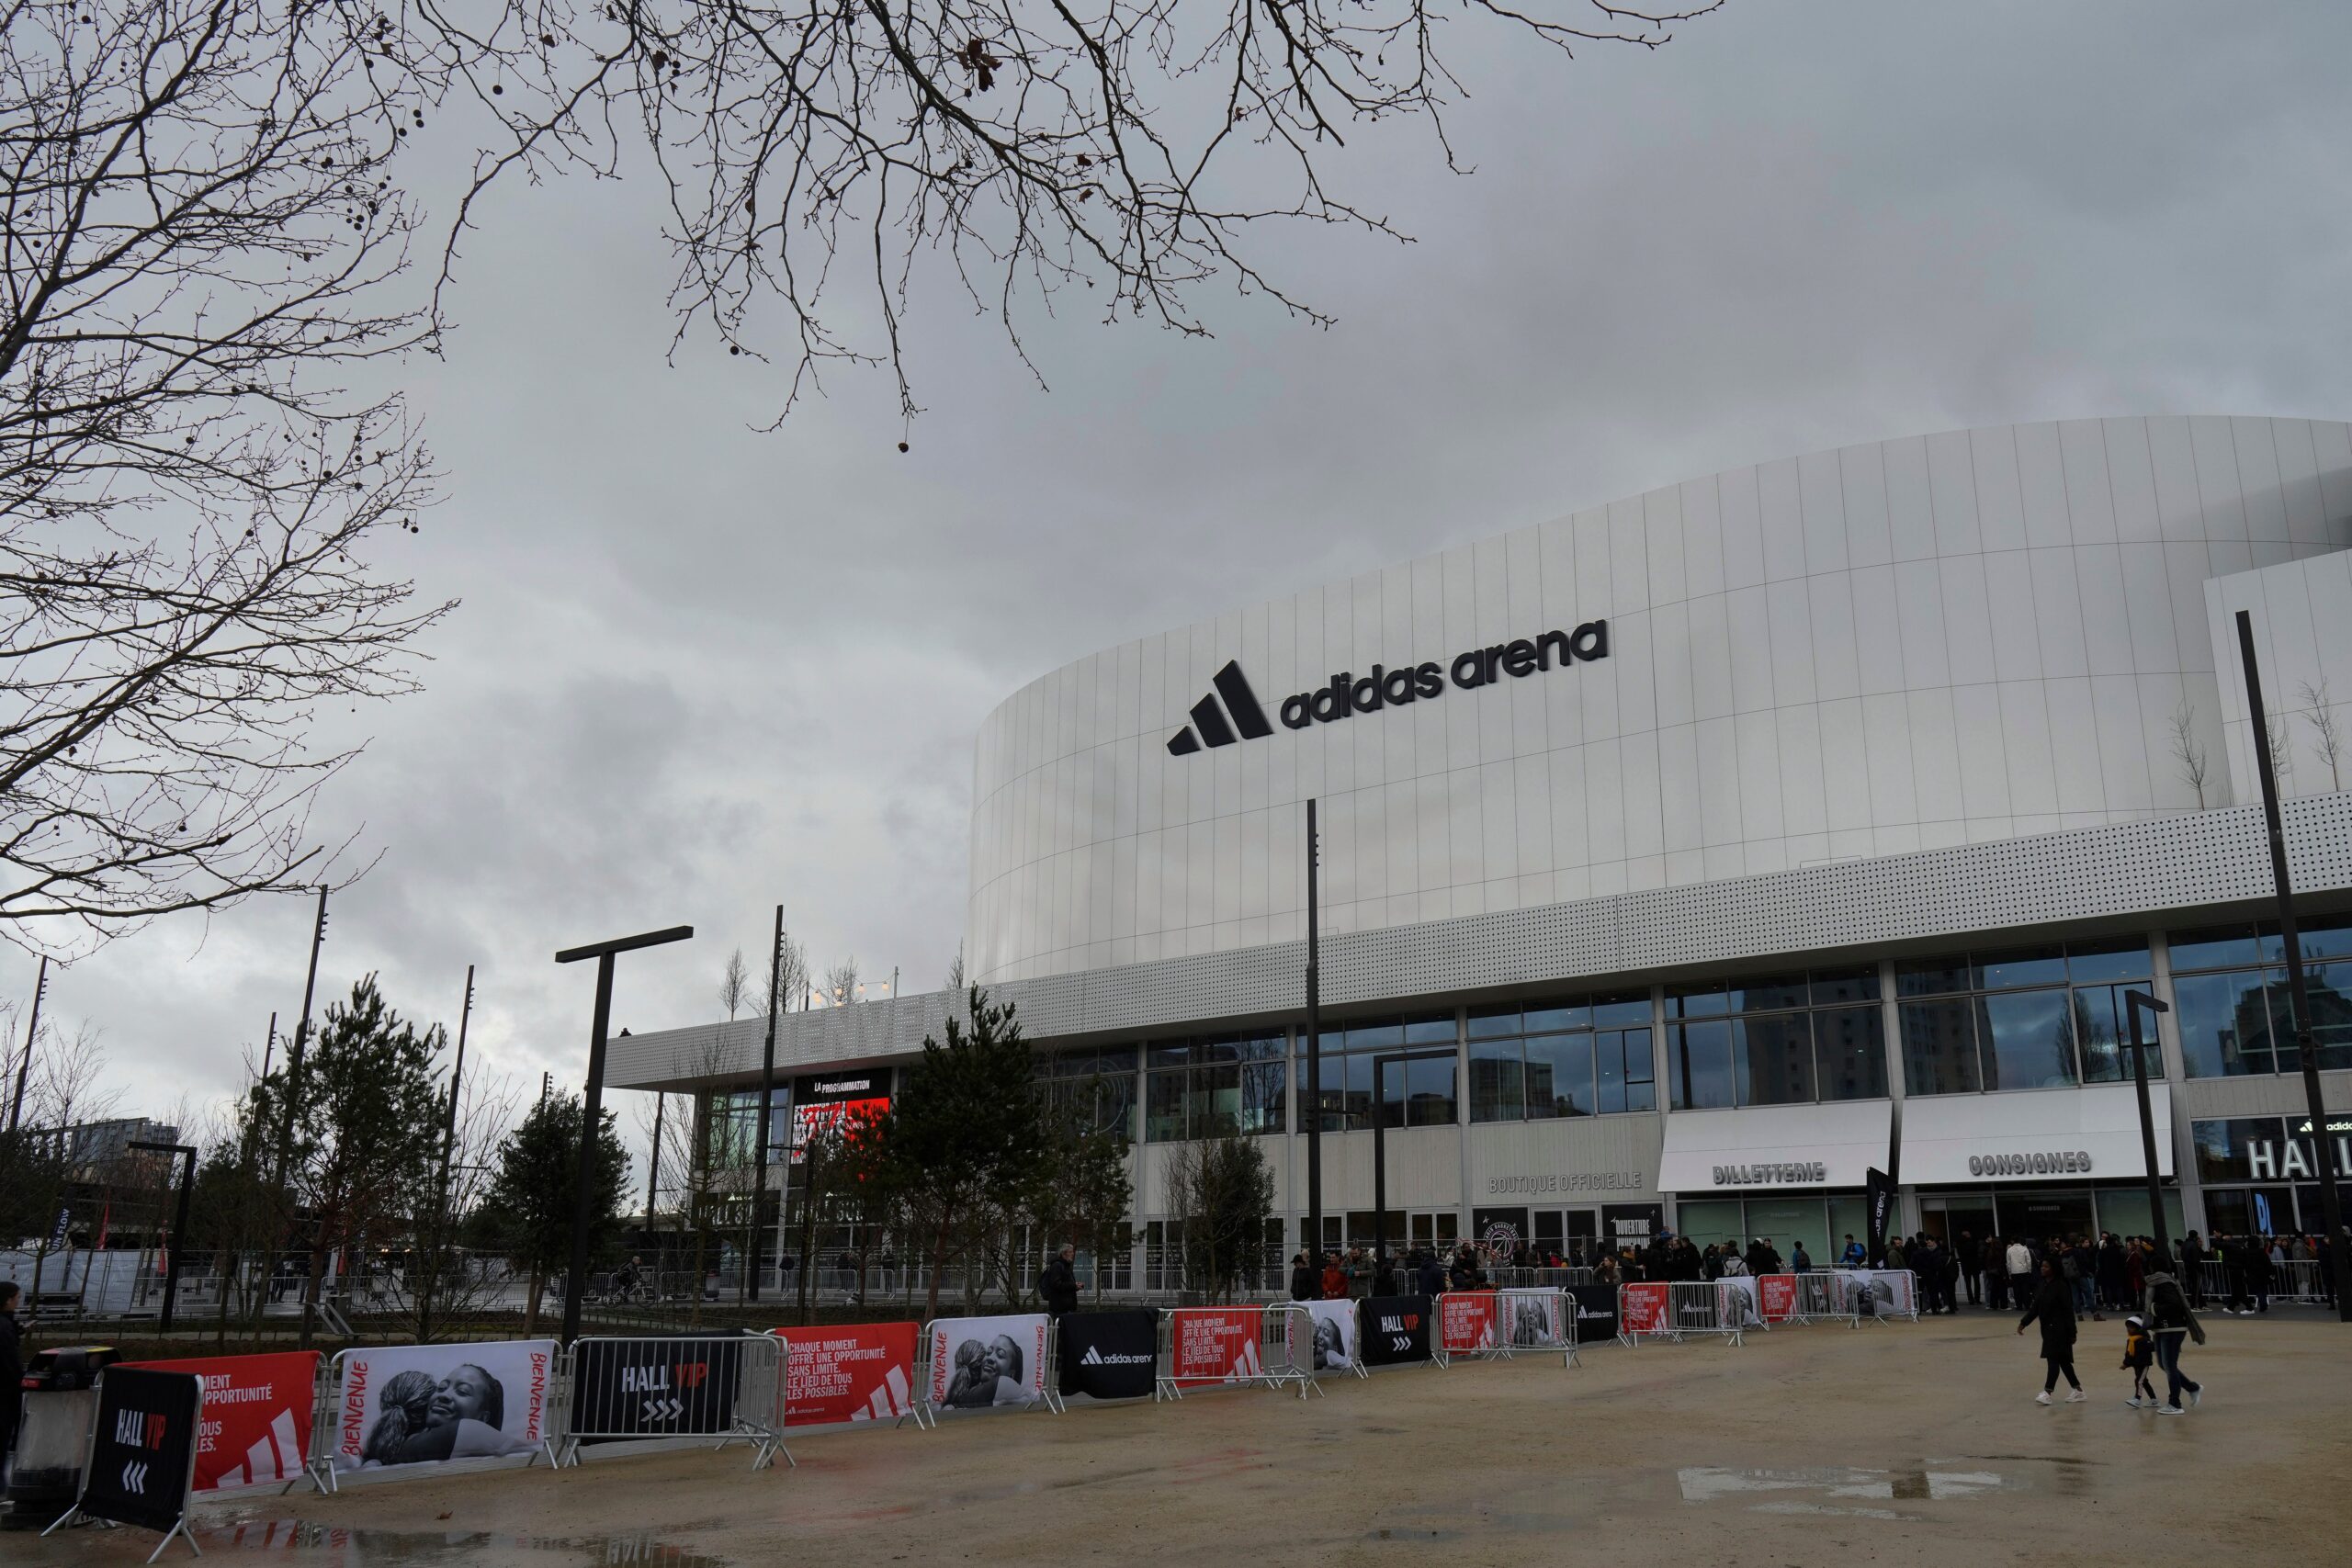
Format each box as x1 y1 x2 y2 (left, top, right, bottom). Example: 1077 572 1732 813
1078 1346 1154 1366
1166 622 1609 756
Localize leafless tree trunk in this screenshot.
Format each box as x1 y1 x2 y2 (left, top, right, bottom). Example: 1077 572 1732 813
2299 680 2345 794
822 957 862 1007
2169 701 2211 809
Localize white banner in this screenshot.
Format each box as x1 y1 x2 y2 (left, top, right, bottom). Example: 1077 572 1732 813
1499 1289 1568 1348
334 1340 555 1472
1298 1299 1357 1371
1715 1276 1764 1328
927 1314 1050 1410
1833 1269 1915 1316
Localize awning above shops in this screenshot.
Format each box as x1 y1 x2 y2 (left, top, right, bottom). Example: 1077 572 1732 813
1899 1083 2171 1184
1658 1100 1895 1192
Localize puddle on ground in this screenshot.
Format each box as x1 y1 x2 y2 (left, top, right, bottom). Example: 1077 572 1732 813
189 1521 725 1566
1678 1466 2010 1519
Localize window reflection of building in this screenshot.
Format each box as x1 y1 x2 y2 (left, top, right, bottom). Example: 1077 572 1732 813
1035 1045 1139 1140
1298 1016 1457 1132
1892 940 2152 1096
1668 969 1886 1111
1143 1033 1284 1142
1468 996 1654 1122
2169 915 2352 1077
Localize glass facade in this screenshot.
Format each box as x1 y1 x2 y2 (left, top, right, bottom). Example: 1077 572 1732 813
1036 1045 1139 1140
1143 1032 1285 1142
709 1087 790 1168
1299 1014 1458 1131
1466 994 1654 1122
2166 915 2352 1077
1895 939 2155 1096
1666 968 1886 1111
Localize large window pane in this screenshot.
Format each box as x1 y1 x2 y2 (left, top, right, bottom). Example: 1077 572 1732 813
1676 1200 1743 1250
1593 994 1653 1029
1468 1039 1523 1123
1240 1061 1284 1134
1668 1021 1735 1110
1815 1005 1889 1100
1981 987 2076 1090
1342 1019 1405 1051
2312 964 2352 1073
1406 1055 1456 1126
1622 1030 1657 1112
2294 916 2352 963
1896 958 1973 998
1525 1032 1595 1118
2173 968 2273 1077
1809 966 1882 1006
2073 984 2162 1085
1732 976 1809 1014
1525 999 1593 1032
1899 998 1981 1095
1734 1014 1816 1106
1465 1005 1522 1040
1193 1063 1241 1136
1746 1197 1828 1268
1145 1071 1185 1142
1403 1013 1457 1045
1668 984 1729 1019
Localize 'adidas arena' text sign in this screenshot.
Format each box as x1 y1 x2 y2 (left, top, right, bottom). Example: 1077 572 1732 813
1167 620 1610 755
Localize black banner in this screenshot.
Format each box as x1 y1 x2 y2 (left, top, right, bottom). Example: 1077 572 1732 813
1358 1295 1432 1367
80 1367 200 1535
1866 1168 1895 1268
1566 1283 1619 1344
1472 1207 1530 1252
1601 1203 1663 1250
571 1335 749 1442
1056 1309 1158 1401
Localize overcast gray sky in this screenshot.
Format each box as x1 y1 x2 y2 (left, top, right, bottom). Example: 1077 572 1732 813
24 1 2352 1166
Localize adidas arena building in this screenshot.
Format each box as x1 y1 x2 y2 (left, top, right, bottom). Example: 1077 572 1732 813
612 416 2352 1283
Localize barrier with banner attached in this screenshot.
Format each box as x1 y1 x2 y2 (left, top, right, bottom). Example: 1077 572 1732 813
1357 1295 1437 1371
1755 1274 1801 1325
554 1334 787 1472
1792 1270 1855 1326
1434 1291 1500 1366
1834 1269 1919 1323
125 1350 317 1495
1290 1298 1365 1381
910 1314 1057 1425
1159 1305 1283 1399
1617 1280 1671 1346
1056 1310 1159 1403
1714 1276 1767 1334
1671 1280 1746 1346
43 1366 203 1562
1498 1287 1577 1368
304 1338 558 1494
772 1322 918 1427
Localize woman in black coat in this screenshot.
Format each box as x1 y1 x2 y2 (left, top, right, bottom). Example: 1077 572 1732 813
2017 1258 2084 1403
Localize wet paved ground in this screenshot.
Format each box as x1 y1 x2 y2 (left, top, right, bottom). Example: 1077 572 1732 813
11 1309 2348 1565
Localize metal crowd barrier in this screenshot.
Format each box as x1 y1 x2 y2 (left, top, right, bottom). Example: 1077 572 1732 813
905 1318 1067 1427
1499 1287 1578 1369
1431 1291 1503 1367
1668 1280 1744 1347
552 1334 789 1472
1836 1269 1919 1324
1153 1303 1320 1399
1791 1270 1859 1328
1487 1267 1599 1289
298 1343 560 1495
2200 1258 2328 1304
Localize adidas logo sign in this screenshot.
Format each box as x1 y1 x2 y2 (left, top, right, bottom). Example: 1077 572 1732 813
1078 1346 1153 1365
1166 661 1272 756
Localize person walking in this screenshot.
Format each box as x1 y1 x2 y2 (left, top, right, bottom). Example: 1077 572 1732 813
2144 1264 2204 1415
2018 1259 2085 1404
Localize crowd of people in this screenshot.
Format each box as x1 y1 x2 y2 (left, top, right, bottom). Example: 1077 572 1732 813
1285 1243 1498 1302
1831 1228 2339 1318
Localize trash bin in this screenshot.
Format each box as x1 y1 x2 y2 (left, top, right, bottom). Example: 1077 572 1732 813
3 1346 119 1529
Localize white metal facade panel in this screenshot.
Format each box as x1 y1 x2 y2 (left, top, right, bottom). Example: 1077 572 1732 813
1899 1084 2175 1184
1657 1100 1895 1191
968 417 2352 986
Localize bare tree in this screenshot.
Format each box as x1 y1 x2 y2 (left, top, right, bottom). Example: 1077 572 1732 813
761 927 810 1019
2300 680 2345 794
2168 700 2211 810
718 947 751 1020
434 1 1721 423
944 944 966 995
2264 709 2296 790
823 957 863 1007
2 1 456 953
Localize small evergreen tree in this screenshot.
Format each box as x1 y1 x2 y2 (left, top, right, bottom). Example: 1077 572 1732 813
482 1092 629 1335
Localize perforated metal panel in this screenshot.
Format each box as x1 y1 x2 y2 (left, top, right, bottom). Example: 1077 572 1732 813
608 794 2352 1090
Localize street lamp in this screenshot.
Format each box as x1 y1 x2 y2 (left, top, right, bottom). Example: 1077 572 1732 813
2122 991 2173 1273
554 924 693 1345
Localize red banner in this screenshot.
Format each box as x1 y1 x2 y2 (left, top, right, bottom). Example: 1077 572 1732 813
1619 1281 1669 1337
1439 1292 1497 1354
772 1322 917 1427
126 1351 317 1493
1758 1273 1799 1324
1168 1307 1262 1387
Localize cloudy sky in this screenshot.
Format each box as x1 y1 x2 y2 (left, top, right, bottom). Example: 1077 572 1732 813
22 0 2352 1167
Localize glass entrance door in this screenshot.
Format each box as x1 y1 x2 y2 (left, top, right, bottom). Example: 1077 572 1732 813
1920 1194 1996 1251
1996 1189 2096 1247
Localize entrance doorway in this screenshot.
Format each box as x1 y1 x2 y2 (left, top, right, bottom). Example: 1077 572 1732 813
1919 1194 1996 1251
1528 1208 1600 1265
1997 1190 2096 1247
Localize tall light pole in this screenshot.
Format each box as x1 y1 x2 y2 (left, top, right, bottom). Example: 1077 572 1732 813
1304 799 1324 1268
128 1140 198 1333
2123 990 2173 1271
6 954 49 1134
554 924 692 1345
271 886 331 1184
750 905 784 1304
2234 610 2352 1323
421 965 475 1342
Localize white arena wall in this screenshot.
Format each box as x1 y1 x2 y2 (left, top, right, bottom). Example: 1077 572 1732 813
968 416 2352 986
